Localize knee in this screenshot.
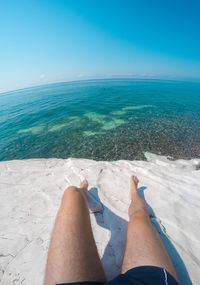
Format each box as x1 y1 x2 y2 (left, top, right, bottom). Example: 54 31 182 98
62 186 79 200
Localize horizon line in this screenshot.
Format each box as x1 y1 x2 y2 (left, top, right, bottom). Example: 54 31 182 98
1 76 200 95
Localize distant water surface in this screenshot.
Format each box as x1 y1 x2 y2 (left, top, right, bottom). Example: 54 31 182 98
0 79 200 161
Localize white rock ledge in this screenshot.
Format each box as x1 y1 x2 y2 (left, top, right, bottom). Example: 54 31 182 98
0 153 200 285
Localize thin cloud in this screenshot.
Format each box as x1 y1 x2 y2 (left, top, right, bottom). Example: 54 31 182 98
40 74 45 79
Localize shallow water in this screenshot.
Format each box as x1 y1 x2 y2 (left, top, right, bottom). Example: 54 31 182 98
0 79 200 161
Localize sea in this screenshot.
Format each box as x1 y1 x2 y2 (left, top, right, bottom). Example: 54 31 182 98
0 79 200 161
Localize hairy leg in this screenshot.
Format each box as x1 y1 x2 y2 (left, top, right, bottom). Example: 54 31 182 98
121 176 178 282
43 180 106 285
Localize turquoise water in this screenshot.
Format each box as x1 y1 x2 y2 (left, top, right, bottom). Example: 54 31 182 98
0 79 200 161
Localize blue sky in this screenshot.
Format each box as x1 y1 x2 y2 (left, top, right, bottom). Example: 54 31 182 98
0 0 200 92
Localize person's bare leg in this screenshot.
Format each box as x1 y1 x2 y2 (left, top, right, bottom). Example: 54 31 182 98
121 176 178 282
44 179 106 285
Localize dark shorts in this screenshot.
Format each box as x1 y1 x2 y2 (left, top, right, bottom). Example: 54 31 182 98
57 266 179 285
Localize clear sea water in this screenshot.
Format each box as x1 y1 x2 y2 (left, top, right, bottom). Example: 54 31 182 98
0 79 200 161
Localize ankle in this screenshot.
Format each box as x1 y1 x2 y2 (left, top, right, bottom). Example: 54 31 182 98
129 208 149 222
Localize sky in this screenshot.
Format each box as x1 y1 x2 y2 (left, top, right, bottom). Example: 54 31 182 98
0 0 200 92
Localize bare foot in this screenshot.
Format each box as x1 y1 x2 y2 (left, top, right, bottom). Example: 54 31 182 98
79 179 88 200
80 179 88 189
129 175 139 200
129 175 149 218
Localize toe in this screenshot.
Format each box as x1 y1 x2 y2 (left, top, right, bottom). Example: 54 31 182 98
130 175 139 185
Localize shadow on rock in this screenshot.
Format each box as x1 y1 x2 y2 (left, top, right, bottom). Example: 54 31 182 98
89 187 128 280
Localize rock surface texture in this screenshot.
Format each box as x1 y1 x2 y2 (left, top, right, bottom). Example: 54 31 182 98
0 153 200 285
